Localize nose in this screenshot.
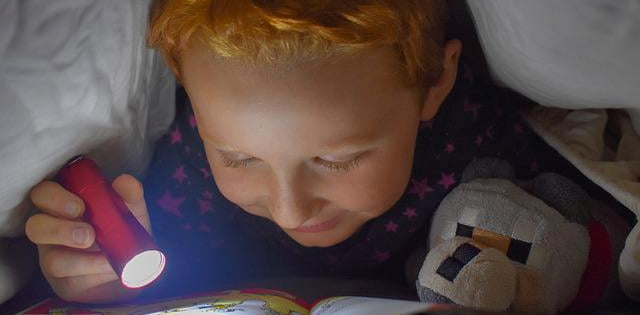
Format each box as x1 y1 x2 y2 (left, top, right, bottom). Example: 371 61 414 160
268 171 318 229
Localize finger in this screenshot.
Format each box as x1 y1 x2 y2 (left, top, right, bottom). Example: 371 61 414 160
26 214 95 248
112 174 144 205
30 181 85 219
55 274 135 304
112 174 151 233
40 246 114 278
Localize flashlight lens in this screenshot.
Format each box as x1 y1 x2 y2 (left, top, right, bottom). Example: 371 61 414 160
121 250 166 288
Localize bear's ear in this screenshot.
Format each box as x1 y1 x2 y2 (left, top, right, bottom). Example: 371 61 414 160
461 158 516 183
530 173 593 224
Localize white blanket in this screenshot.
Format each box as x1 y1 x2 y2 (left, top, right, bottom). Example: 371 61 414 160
0 0 175 302
467 0 640 300
467 0 640 129
523 107 640 300
0 0 175 238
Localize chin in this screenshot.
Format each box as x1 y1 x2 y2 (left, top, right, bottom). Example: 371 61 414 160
290 236 341 248
285 227 357 248
295 237 340 248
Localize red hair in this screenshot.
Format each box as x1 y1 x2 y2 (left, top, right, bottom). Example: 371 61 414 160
148 0 447 85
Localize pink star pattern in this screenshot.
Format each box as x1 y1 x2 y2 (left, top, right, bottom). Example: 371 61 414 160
210 240 225 248
198 198 215 215
485 126 494 139
530 160 539 172
464 66 474 81
170 127 182 144
200 168 211 179
146 61 562 272
513 123 524 134
172 165 188 184
420 120 434 129
474 135 484 146
408 177 434 200
438 173 456 190
327 255 339 265
202 190 214 200
385 221 399 232
403 207 417 219
189 114 197 129
157 191 185 217
464 98 482 120
373 250 390 263
444 143 456 154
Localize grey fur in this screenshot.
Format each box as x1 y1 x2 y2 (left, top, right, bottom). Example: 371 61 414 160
530 172 593 224
416 281 455 304
460 158 516 183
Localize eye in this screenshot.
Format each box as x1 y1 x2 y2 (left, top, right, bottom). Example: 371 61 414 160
218 151 366 172
221 156 257 168
314 154 363 172
455 223 533 265
219 151 257 168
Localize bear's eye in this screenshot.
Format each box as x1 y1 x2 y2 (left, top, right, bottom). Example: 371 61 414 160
455 223 532 265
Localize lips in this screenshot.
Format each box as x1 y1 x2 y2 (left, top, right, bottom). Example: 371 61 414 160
294 216 340 233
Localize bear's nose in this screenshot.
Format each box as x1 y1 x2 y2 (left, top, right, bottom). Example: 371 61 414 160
456 223 532 264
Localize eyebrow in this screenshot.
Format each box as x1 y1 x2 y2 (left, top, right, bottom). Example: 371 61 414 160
199 132 240 152
202 130 380 154
320 133 382 153
209 142 242 153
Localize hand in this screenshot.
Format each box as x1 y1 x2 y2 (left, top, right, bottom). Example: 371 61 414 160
25 174 151 303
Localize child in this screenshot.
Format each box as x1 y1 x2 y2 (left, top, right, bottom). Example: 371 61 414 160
24 0 591 305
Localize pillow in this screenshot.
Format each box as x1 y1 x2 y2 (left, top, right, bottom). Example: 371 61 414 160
0 0 175 303
466 0 640 131
0 0 175 238
466 0 640 300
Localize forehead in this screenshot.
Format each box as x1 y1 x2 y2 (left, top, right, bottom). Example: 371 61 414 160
179 42 410 103
179 43 421 151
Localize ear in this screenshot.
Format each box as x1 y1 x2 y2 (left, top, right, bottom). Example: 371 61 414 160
421 39 462 121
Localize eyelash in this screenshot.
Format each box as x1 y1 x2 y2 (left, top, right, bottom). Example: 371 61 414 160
314 156 362 172
221 155 363 172
221 157 255 168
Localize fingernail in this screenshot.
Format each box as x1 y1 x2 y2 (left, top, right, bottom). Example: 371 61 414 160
65 201 79 217
72 228 88 244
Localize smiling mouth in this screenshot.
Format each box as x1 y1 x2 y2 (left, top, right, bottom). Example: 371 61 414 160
294 216 340 233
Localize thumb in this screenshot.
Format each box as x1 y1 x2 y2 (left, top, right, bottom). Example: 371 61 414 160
111 174 152 234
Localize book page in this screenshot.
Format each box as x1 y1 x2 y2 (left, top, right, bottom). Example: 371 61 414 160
310 297 436 315
140 296 307 315
20 289 310 315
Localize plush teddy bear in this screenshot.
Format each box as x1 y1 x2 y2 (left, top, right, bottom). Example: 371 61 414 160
416 158 629 315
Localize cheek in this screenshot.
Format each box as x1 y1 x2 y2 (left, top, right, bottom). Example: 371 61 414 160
210 168 272 219
331 147 414 216
211 170 248 203
204 150 265 215
203 136 416 220
338 118 419 214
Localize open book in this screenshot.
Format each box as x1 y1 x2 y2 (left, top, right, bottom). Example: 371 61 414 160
19 288 452 315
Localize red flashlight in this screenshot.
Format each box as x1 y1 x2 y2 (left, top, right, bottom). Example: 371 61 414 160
57 156 166 288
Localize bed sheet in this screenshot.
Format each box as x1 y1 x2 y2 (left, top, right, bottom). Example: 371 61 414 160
0 0 175 303
0 0 175 238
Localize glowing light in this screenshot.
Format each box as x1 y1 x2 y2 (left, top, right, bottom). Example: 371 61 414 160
121 250 166 288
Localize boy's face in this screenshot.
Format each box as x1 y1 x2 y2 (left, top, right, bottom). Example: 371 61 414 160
181 44 429 247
